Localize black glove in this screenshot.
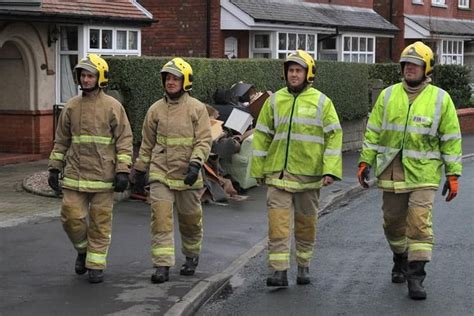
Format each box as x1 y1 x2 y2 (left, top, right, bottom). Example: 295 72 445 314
134 170 147 195
183 162 201 186
114 172 129 192
48 169 61 192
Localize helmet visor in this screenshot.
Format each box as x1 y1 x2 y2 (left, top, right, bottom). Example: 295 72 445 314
161 67 183 79
400 56 425 67
75 63 99 75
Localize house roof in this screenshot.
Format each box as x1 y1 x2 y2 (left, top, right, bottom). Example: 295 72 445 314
405 15 474 37
0 0 153 25
229 0 398 34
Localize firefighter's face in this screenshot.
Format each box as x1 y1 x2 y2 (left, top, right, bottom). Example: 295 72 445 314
403 62 424 83
287 63 306 89
165 73 183 95
80 69 98 90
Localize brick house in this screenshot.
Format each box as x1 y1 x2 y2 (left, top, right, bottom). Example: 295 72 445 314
139 0 398 63
0 0 152 164
374 0 474 78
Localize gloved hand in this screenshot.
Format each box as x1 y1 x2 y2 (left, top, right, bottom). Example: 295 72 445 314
114 172 129 192
183 162 201 186
48 169 61 192
134 170 147 195
357 162 370 188
442 175 458 202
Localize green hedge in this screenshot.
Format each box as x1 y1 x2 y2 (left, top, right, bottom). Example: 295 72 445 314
106 57 369 143
368 63 472 109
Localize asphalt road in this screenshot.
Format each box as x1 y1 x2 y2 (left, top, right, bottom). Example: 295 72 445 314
198 160 474 316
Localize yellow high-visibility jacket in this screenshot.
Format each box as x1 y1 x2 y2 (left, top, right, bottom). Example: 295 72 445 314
359 82 462 191
251 86 343 190
134 93 212 190
48 90 133 192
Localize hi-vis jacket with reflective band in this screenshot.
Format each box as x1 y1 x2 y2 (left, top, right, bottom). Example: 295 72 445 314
48 91 133 192
359 83 462 191
251 86 343 190
134 93 212 190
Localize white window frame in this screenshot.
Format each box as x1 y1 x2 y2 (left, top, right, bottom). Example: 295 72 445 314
56 25 142 104
458 0 469 8
412 0 424 4
318 36 338 61
439 39 464 65
250 32 273 59
341 34 376 64
85 26 141 56
432 0 447 6
277 31 317 60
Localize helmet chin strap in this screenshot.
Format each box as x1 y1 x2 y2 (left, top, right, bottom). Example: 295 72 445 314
80 84 99 93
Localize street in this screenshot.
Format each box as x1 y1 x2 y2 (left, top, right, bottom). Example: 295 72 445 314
198 160 474 316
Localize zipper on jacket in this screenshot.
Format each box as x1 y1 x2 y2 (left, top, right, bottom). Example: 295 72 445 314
401 101 413 152
281 94 298 178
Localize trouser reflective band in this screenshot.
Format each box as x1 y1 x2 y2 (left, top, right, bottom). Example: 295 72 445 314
87 251 107 265
182 240 201 253
269 252 290 262
388 237 407 253
409 243 432 252
296 250 313 260
74 239 88 253
152 247 175 257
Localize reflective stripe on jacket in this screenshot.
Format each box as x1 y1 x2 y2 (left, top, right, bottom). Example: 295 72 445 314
359 83 462 191
48 91 133 192
251 86 343 190
134 93 212 190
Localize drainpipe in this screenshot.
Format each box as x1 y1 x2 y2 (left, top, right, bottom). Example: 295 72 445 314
206 0 211 58
389 0 393 61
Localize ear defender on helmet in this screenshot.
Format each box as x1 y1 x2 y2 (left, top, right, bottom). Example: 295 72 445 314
160 57 193 91
73 54 109 88
400 41 434 76
283 50 316 84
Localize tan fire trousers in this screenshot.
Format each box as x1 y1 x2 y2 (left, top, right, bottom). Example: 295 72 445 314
149 182 203 267
267 186 319 271
382 189 436 262
61 189 114 270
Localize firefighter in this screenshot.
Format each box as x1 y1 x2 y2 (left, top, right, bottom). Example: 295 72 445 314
358 41 462 300
48 54 133 284
251 50 343 287
134 57 212 284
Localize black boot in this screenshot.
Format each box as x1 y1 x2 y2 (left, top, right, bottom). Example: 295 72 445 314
88 269 104 284
266 270 288 287
151 266 170 283
75 253 87 275
296 266 310 285
392 252 407 283
407 261 427 300
180 256 199 276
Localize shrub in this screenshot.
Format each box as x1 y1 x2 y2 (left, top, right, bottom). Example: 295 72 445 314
107 57 370 143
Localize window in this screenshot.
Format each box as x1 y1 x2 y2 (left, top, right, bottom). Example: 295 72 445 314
432 0 446 6
224 37 238 59
458 0 469 8
342 35 375 64
277 32 316 60
87 26 140 55
252 33 272 58
58 26 79 103
319 37 337 61
412 0 424 4
440 40 464 65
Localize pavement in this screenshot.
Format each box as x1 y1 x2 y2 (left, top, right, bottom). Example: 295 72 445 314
1 134 473 315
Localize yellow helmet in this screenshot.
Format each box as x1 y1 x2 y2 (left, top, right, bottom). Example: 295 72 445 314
161 57 193 91
284 50 316 84
400 41 434 76
73 54 109 88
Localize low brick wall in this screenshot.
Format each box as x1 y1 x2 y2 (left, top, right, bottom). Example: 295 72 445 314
342 118 366 152
457 108 474 135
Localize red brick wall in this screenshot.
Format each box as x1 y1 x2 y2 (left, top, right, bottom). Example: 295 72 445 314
0 110 53 155
304 0 373 8
139 0 224 58
457 108 474 135
404 0 474 19
374 0 405 62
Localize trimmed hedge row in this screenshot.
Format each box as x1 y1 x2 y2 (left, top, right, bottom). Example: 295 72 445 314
107 57 369 143
368 63 472 109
